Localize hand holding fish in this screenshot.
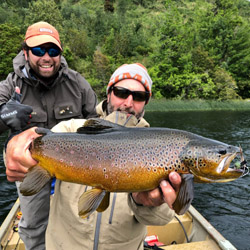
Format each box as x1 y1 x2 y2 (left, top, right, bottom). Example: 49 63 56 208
131 172 181 209
5 127 40 182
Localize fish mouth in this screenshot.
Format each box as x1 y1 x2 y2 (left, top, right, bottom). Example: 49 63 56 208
217 148 249 178
192 147 249 183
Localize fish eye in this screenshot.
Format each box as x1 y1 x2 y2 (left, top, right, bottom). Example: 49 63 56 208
218 150 227 155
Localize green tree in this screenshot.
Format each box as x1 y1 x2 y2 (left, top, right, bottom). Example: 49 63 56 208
24 0 63 37
227 23 250 98
0 23 23 80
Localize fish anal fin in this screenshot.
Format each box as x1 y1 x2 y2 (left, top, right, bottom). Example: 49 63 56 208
173 174 194 215
20 166 52 196
78 188 108 218
96 192 110 212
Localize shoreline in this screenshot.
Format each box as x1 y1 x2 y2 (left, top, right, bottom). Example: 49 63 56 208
145 99 250 112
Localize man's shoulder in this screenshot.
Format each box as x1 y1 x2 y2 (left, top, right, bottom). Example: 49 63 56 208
62 68 91 88
64 68 87 82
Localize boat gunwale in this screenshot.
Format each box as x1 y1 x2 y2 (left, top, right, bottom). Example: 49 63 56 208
0 199 20 248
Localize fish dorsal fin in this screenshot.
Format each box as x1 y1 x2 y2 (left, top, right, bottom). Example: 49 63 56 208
77 118 125 134
35 127 52 136
78 188 109 218
172 173 194 215
20 166 52 196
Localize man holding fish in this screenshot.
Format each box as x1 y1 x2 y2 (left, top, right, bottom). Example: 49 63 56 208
1 21 97 250
5 63 182 249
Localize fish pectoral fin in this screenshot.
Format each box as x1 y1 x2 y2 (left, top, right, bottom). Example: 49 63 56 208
96 192 110 212
19 166 52 196
77 118 124 134
172 173 194 215
78 188 108 218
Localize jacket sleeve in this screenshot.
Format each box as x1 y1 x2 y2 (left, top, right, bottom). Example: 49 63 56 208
0 75 15 134
76 73 98 119
127 193 175 225
51 119 86 133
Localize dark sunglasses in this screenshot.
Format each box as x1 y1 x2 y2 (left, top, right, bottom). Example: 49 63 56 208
30 46 61 57
111 86 150 102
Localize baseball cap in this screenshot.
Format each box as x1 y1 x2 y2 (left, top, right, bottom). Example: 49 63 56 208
25 21 62 50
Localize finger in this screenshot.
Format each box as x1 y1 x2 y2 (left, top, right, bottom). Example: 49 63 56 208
6 170 27 182
147 188 164 206
7 176 24 182
11 90 22 103
15 86 21 95
6 127 39 167
160 180 177 209
168 172 182 192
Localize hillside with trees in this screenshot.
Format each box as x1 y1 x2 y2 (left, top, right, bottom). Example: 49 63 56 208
1 0 250 100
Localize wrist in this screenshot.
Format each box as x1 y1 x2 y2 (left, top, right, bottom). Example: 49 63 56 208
130 193 143 206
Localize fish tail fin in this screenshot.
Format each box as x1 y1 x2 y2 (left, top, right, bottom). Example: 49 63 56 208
78 188 110 218
20 166 52 196
173 173 194 215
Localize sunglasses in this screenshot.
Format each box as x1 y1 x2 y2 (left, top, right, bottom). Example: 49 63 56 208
30 46 61 57
111 86 150 102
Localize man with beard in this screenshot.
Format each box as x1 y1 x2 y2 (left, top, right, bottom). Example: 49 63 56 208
1 21 97 250
5 63 182 250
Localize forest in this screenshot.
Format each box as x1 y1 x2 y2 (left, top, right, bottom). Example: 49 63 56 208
1 0 250 100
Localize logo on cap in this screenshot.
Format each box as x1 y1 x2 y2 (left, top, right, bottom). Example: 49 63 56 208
39 28 53 34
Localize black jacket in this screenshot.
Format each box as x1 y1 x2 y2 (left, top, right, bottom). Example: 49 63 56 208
0 51 97 133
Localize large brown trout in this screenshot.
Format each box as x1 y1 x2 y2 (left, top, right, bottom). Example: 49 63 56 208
20 119 248 217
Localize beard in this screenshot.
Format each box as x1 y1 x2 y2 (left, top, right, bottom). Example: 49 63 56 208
106 101 144 120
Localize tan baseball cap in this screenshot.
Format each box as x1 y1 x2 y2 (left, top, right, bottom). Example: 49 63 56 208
25 21 62 50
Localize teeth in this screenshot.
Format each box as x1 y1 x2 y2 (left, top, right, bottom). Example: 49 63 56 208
41 65 52 68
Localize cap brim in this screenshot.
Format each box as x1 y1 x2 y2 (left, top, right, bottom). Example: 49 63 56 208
26 35 62 50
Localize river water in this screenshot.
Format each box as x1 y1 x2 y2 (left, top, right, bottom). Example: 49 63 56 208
0 110 250 249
